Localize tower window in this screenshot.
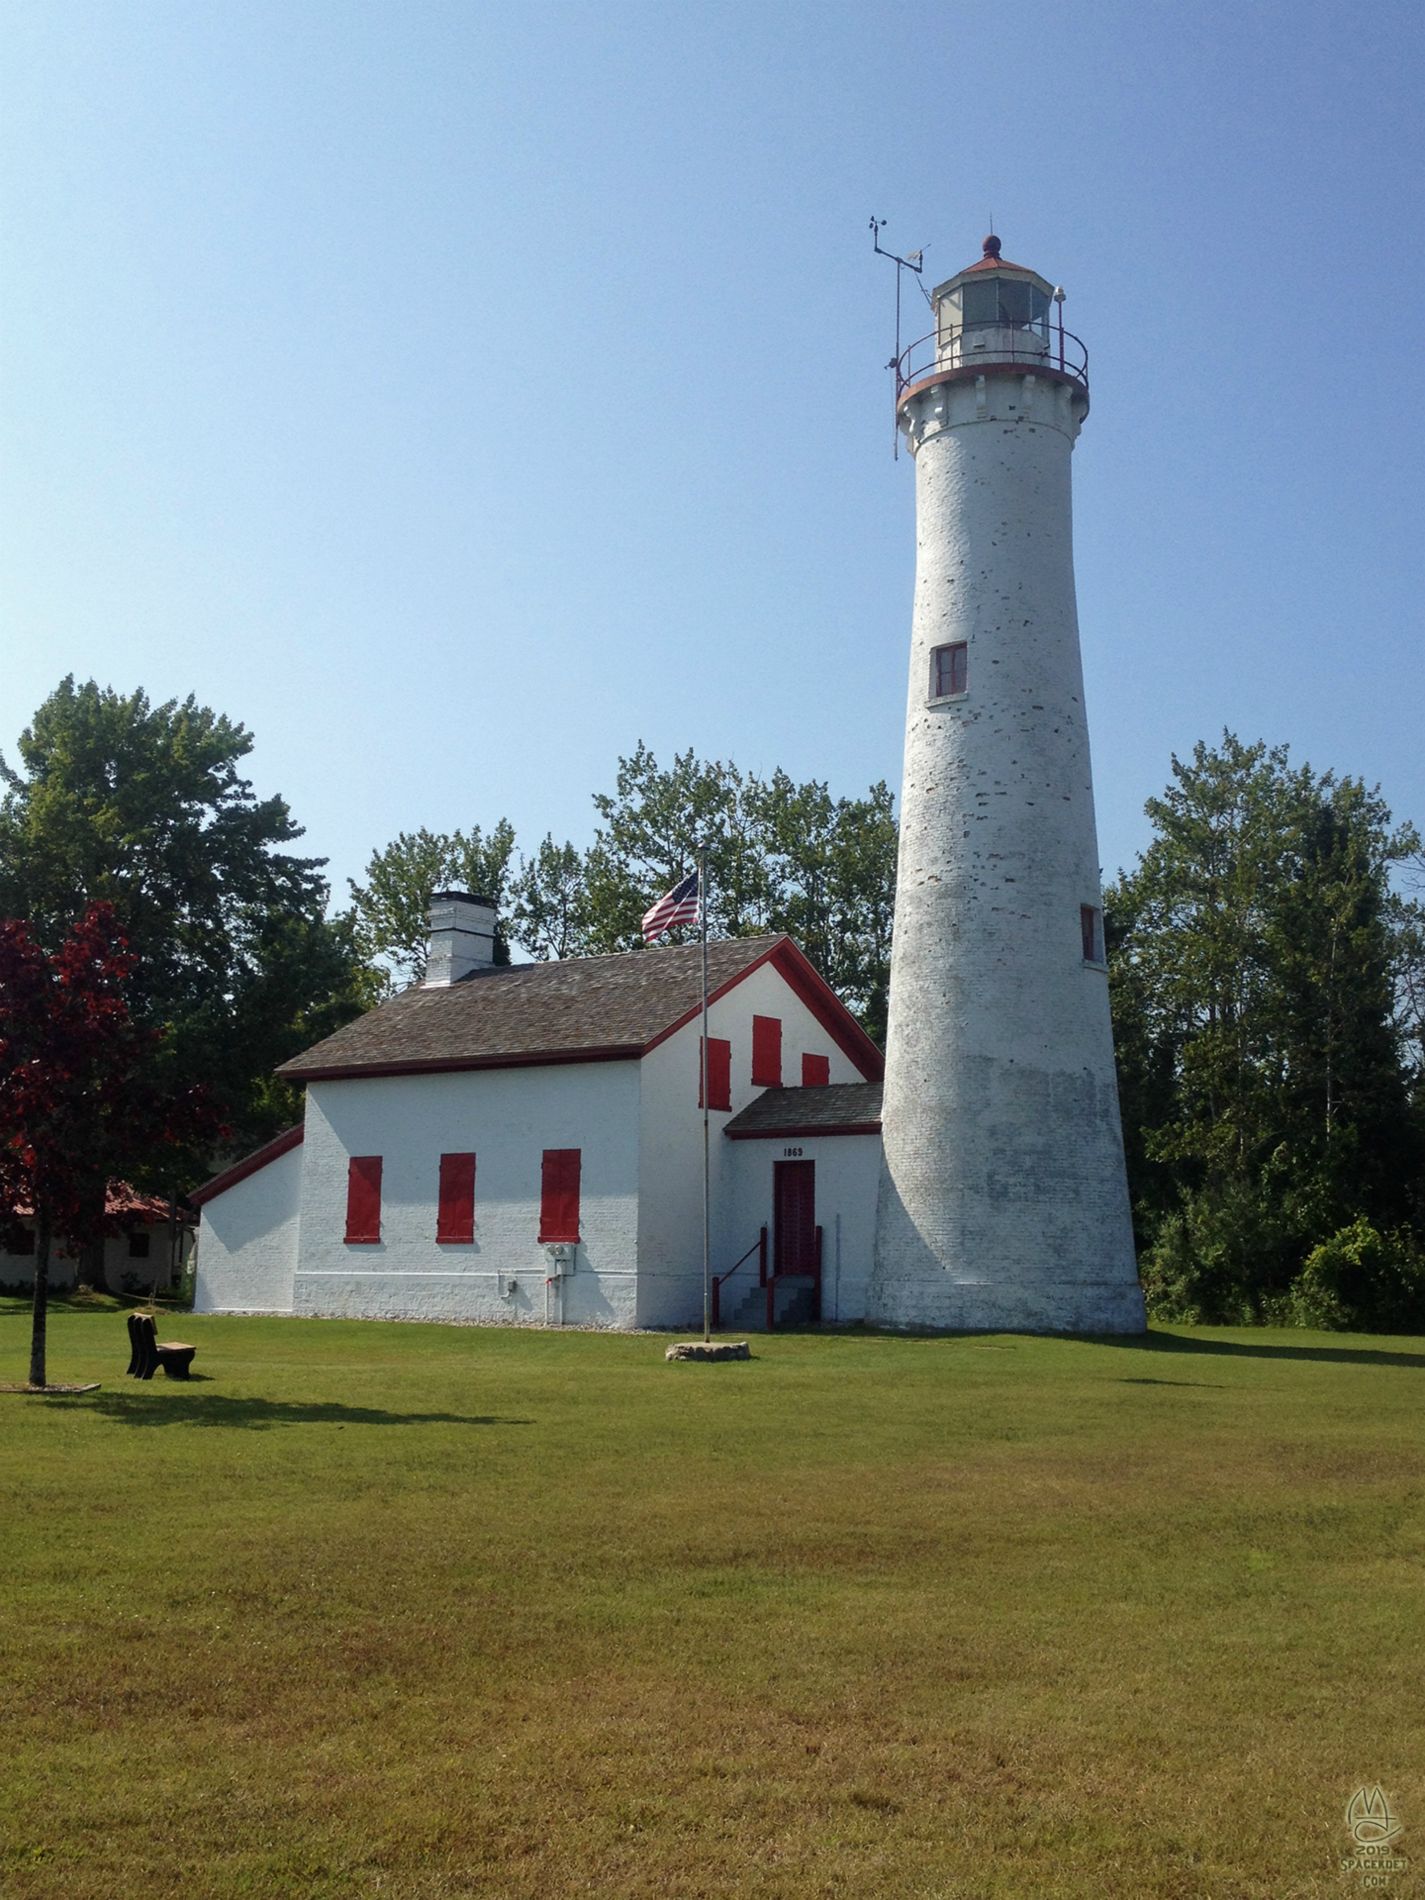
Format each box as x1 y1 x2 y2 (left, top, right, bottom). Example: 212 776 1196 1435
930 642 968 700
1081 905 1105 965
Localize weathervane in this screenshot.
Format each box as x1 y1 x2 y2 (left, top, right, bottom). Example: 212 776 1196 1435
870 218 928 457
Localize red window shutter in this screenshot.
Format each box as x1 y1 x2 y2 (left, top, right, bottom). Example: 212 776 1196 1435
344 1155 382 1244
751 1015 782 1087
801 1053 830 1088
539 1149 581 1244
437 1152 476 1243
700 1036 731 1112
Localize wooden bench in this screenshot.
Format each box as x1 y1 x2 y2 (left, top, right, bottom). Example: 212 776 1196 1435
126 1313 197 1381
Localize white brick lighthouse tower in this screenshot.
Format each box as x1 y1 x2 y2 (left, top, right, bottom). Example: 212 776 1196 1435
868 235 1145 1334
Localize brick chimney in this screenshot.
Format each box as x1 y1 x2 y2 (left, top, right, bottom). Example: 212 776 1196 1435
424 891 497 986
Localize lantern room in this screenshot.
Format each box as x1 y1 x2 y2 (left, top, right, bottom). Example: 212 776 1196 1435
932 235 1055 367
892 233 1088 415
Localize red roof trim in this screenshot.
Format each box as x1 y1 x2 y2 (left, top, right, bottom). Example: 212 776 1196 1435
724 1120 882 1142
640 941 784 1054
769 940 885 1078
191 1124 304 1208
641 938 884 1080
283 1043 642 1084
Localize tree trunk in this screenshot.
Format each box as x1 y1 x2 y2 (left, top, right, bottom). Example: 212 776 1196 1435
77 1175 107 1290
29 1208 51 1389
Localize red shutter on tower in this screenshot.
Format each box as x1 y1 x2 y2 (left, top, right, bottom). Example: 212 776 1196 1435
700 1036 732 1112
801 1053 830 1087
539 1149 581 1243
437 1152 476 1243
751 1014 783 1087
344 1155 382 1244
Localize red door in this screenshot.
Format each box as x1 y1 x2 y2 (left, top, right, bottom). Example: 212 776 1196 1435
773 1161 816 1273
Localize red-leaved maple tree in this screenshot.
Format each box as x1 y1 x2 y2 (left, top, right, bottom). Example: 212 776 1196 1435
0 904 216 1388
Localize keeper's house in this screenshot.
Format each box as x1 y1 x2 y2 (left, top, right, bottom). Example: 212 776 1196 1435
193 894 884 1330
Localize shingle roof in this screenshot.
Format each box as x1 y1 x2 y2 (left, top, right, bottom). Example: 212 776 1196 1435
723 1083 883 1138
278 936 801 1081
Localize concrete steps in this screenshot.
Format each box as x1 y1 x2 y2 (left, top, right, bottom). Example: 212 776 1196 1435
725 1274 818 1333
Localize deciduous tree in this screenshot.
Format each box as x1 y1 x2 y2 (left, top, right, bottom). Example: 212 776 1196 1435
348 822 517 985
0 905 216 1387
0 678 369 1171
508 836 592 962
577 744 897 1035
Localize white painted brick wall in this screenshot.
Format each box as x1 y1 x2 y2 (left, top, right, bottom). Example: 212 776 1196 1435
292 1063 642 1328
722 1131 881 1322
637 958 871 1328
871 367 1144 1333
196 1142 303 1313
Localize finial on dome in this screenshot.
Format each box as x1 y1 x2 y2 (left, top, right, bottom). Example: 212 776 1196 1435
982 234 1002 259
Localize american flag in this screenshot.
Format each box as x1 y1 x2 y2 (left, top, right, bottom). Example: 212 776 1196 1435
641 868 701 944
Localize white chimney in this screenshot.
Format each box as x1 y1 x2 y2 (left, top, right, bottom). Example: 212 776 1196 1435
424 890 497 986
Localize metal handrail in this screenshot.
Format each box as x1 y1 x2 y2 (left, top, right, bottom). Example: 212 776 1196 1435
711 1225 767 1331
764 1224 824 1331
895 323 1089 403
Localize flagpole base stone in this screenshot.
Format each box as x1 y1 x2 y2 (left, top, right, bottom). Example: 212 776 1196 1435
664 1340 750 1363
0 1383 102 1395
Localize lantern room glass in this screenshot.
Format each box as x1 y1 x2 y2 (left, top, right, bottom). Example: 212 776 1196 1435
938 276 1051 352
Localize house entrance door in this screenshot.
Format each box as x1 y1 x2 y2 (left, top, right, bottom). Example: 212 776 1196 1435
773 1160 816 1273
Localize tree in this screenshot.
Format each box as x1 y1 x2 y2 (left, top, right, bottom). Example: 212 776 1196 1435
750 771 898 1041
350 746 898 1032
0 678 370 1172
1106 734 1423 1321
576 744 898 1035
581 745 774 953
0 905 217 1387
509 836 592 961
348 822 517 986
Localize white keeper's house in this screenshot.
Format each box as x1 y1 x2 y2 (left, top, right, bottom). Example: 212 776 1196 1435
193 894 885 1331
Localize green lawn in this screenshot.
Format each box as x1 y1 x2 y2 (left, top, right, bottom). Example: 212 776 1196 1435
1 1305 1420 1898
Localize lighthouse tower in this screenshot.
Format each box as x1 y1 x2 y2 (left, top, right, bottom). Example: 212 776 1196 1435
868 235 1145 1334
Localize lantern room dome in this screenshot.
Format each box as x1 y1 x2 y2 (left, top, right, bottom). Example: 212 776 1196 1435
960 233 1037 274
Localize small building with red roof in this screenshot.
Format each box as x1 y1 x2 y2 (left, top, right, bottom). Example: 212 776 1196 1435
2 1185 195 1296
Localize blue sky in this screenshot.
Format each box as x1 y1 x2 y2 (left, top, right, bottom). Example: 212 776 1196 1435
4 0 1422 907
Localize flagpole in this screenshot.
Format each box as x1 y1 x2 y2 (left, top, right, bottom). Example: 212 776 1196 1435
699 843 711 1343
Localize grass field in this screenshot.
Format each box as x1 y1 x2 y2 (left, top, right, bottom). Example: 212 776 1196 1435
1 1303 1421 1898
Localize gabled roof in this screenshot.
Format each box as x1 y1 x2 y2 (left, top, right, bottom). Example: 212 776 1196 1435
191 1124 304 1209
277 936 884 1083
723 1083 883 1140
